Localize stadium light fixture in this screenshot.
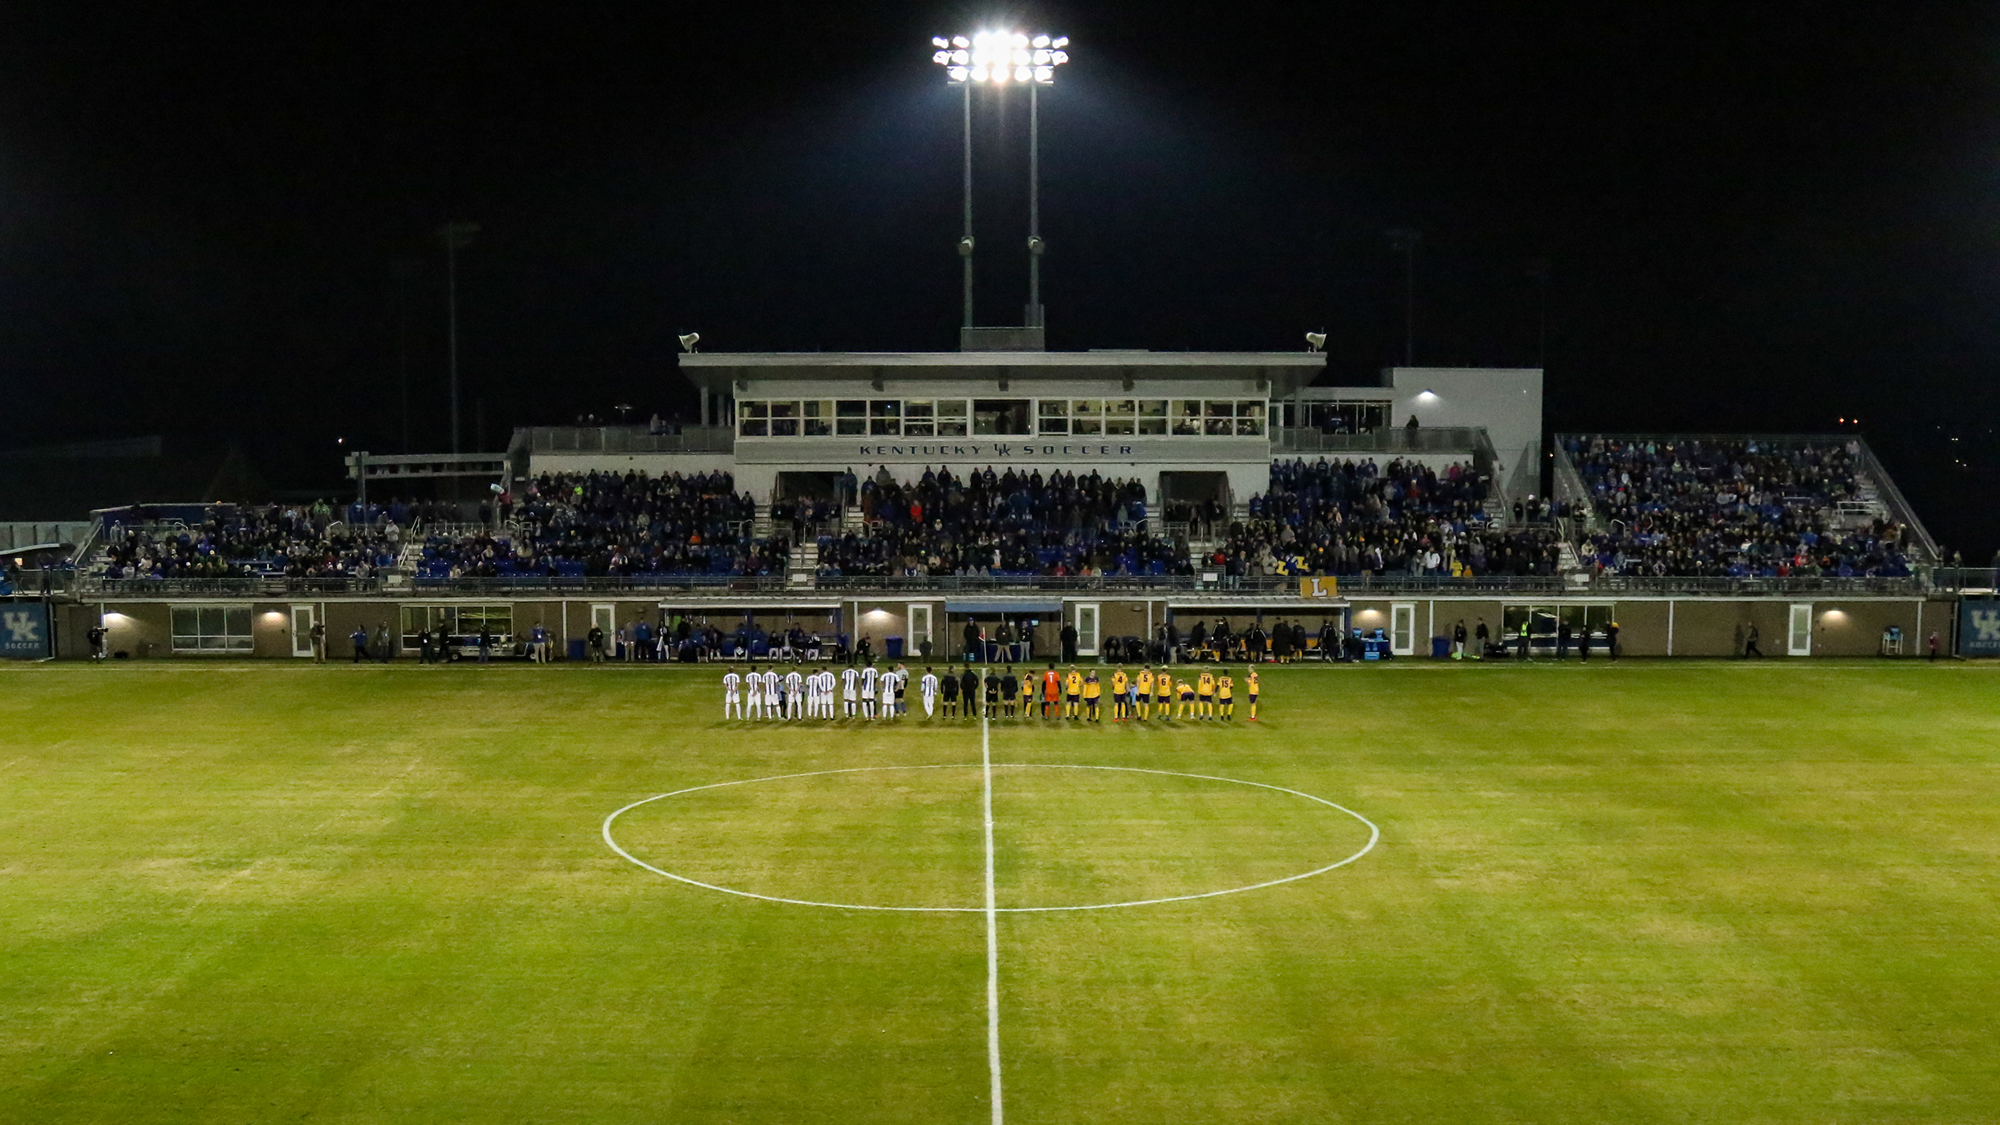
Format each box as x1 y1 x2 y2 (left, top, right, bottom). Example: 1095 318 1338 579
932 31 1071 332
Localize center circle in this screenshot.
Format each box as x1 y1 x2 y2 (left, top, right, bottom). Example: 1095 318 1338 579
602 764 1378 912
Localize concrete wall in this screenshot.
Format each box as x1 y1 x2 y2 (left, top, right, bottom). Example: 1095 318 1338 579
56 594 1959 660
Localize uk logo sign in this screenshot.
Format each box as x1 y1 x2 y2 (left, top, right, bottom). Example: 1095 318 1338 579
0 605 49 659
1958 599 2000 657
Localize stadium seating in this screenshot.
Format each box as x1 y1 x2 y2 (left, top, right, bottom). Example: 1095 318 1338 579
813 467 1179 577
1220 457 1557 578
96 502 400 579
1563 436 1914 578
417 470 781 579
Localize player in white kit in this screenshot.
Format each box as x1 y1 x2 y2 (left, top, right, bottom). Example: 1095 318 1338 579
841 665 860 717
919 667 939 717
860 664 879 719
819 667 837 718
722 666 744 719
784 668 804 719
876 668 900 720
743 665 765 719
760 667 778 719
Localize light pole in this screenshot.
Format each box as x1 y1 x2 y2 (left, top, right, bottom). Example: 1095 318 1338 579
437 221 480 454
1385 227 1420 367
933 31 1070 329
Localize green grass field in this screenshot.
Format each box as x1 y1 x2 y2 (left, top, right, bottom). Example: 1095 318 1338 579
4 659 1999 1124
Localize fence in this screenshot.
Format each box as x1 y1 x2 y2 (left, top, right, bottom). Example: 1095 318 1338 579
520 426 735 455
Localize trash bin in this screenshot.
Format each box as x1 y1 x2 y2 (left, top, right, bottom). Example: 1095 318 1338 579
885 636 905 659
567 638 586 662
1431 636 1451 659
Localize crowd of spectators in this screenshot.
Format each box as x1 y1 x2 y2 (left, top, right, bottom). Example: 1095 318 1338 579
815 466 1179 577
1565 436 1914 578
418 470 784 579
98 501 402 580
1214 457 1555 578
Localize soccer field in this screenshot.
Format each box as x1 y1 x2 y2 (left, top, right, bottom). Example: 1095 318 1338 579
4 660 1998 1124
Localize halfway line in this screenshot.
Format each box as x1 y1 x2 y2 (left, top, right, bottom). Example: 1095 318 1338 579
981 707 1003 1125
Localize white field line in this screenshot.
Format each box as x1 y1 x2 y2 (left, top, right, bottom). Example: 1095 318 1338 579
601 765 1380 913
981 709 1004 1125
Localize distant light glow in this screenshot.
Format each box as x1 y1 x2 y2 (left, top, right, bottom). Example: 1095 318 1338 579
934 30 1071 83
1417 389 1438 402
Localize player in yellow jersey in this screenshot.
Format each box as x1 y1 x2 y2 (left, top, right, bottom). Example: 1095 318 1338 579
1196 670 1216 719
1155 669 1173 719
1134 667 1153 721
1082 669 1102 722
1064 667 1083 719
1177 675 1196 720
1110 668 1129 720
1245 667 1260 721
1217 672 1234 720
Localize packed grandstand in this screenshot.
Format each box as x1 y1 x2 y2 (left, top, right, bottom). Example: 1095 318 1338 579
61 433 1935 589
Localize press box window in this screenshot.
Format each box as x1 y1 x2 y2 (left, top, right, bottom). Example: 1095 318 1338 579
836 400 868 436
870 400 902 436
1137 399 1168 435
936 399 969 437
1038 399 1069 435
738 400 769 437
903 400 935 437
1236 401 1266 436
803 400 833 436
769 401 800 437
1072 399 1102 436
973 399 1032 435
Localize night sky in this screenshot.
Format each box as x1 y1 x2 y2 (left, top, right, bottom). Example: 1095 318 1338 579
3 3 1997 549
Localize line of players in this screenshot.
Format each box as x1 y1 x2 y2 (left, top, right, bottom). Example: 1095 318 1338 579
722 663 1259 722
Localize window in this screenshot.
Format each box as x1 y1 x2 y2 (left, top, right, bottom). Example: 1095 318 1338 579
869 399 901 436
1038 399 1069 435
1137 399 1168 435
836 400 868 436
1105 399 1137 435
803 400 833 437
1236 400 1266 436
738 400 769 437
1072 399 1102 436
1171 400 1202 435
973 399 1032 435
769 401 800 437
936 398 969 437
904 400 935 436
171 605 252 652
1204 400 1236 436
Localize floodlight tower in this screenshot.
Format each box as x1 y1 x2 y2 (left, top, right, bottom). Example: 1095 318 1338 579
932 31 1070 329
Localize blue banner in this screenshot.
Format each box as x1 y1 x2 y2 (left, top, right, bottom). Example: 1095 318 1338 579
1958 597 2000 658
0 602 50 659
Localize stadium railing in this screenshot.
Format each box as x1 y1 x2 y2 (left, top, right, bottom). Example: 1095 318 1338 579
519 425 735 455
1272 425 1491 456
82 576 384 596
1588 574 1924 595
